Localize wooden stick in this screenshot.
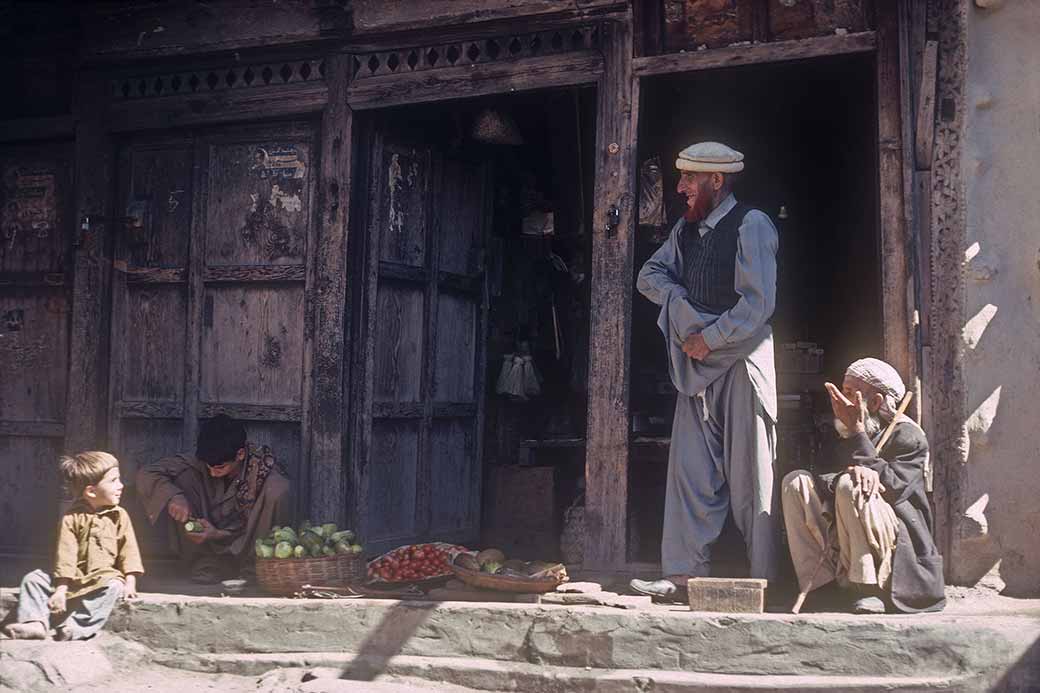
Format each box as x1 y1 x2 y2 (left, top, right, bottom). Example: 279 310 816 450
876 391 914 452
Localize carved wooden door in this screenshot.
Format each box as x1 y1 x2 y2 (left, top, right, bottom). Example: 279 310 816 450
109 123 316 551
353 130 488 553
0 142 74 552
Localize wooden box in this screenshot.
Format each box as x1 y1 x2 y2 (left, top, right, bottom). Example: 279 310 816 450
768 0 870 41
663 0 755 51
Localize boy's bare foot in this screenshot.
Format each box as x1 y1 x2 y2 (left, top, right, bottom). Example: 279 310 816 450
4 621 48 640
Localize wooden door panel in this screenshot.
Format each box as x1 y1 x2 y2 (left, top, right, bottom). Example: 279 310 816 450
437 159 483 276
0 148 70 274
368 420 420 542
434 292 477 402
206 141 312 266
0 289 68 421
244 421 302 488
117 418 184 555
200 285 305 406
378 145 429 267
373 283 424 403
429 419 478 537
0 436 62 552
124 147 193 268
123 285 187 403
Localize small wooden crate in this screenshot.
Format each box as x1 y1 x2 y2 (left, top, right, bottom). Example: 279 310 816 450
256 553 366 596
687 577 766 613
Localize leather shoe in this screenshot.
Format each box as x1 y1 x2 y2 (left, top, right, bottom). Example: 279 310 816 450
630 578 687 603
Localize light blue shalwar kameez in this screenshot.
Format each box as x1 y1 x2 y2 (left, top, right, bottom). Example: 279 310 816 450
636 194 780 580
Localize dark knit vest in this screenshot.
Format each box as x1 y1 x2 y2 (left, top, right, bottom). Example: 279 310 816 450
681 202 752 314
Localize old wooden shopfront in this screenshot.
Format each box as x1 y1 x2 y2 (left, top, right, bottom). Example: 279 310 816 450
1 1 940 576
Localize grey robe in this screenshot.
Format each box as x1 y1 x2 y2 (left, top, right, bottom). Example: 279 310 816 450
637 194 780 579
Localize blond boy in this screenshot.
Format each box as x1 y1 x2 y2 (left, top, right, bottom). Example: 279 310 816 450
3 452 144 640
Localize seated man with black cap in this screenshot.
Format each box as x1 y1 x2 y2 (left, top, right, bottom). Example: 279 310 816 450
137 415 291 583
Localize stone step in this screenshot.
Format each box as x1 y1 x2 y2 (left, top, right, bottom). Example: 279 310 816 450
98 594 1040 681
158 651 976 693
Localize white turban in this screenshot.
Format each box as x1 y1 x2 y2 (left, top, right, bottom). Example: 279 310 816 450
845 358 905 401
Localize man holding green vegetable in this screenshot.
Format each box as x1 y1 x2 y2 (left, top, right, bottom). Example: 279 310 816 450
137 415 291 583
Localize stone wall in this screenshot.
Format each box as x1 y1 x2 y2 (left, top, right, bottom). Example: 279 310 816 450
946 0 1040 595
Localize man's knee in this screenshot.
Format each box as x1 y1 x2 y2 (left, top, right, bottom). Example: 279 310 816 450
782 469 813 495
834 474 855 502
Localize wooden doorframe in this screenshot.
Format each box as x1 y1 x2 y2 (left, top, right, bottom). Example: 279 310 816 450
585 4 916 572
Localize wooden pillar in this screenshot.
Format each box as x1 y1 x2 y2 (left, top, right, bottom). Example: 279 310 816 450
875 0 913 385
66 75 114 452
309 53 355 526
584 16 638 570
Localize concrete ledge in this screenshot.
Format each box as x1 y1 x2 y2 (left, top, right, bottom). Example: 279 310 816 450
164 652 975 693
95 594 1040 680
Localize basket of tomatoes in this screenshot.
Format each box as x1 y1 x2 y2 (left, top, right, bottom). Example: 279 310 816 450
366 543 469 585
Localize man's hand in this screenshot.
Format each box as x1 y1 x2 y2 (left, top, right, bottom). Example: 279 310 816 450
47 586 68 614
682 333 711 361
846 465 886 499
167 495 192 523
184 518 229 545
825 382 865 434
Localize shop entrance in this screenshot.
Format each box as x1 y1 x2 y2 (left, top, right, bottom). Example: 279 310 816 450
628 53 883 574
352 87 596 558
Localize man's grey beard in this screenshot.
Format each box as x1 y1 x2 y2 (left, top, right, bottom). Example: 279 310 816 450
834 404 885 439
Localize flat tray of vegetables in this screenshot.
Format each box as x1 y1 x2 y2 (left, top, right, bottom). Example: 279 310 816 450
451 549 568 593
366 543 470 585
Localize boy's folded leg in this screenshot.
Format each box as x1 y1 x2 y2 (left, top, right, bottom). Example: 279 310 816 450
4 621 48 640
54 580 124 641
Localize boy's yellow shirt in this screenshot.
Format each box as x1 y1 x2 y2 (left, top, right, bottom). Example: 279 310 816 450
54 501 144 599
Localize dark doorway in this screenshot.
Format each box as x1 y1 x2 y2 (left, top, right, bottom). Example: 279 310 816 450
628 53 882 571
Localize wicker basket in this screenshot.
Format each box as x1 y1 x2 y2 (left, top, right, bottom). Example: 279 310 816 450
450 564 567 594
256 553 366 596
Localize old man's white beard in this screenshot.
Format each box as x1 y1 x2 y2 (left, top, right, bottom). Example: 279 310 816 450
834 401 885 439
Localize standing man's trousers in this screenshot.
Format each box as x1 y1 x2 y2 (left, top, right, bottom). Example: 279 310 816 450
662 360 778 580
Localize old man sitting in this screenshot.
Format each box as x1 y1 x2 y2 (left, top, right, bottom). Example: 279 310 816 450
781 358 945 614
137 415 291 583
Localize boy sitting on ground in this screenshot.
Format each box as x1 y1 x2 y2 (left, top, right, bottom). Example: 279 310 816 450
3 452 143 640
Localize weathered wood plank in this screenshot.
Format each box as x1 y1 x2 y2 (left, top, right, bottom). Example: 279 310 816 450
65 77 113 452
379 262 429 285
183 139 209 451
632 31 877 77
0 421 65 438
108 82 328 133
914 170 932 343
117 401 184 419
876 1 912 382
585 17 636 571
124 267 187 284
914 40 939 170
203 265 306 283
198 402 302 422
352 0 623 34
0 115 75 144
0 272 66 287
347 52 603 110
309 53 354 526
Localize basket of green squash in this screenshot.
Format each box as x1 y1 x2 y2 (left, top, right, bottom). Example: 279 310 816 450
254 521 365 595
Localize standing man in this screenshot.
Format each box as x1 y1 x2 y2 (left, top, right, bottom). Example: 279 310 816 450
631 142 779 601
